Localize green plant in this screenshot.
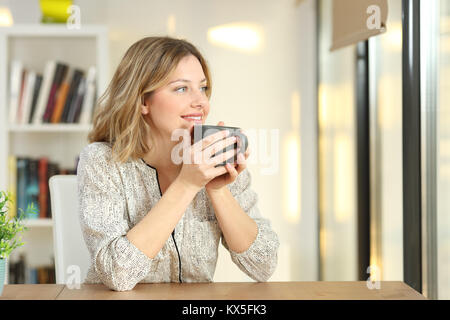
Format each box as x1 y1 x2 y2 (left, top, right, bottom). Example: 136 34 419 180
0 191 37 259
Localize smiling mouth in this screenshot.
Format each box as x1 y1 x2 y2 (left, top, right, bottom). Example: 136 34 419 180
181 116 203 123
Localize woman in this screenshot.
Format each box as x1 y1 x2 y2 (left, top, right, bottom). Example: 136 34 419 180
77 36 279 292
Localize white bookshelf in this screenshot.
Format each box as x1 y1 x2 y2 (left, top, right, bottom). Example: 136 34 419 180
8 124 93 133
24 218 54 228
0 24 109 285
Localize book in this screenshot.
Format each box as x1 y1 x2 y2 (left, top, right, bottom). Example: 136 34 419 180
7 155 17 219
43 63 69 123
8 60 24 124
9 60 23 123
32 60 57 124
11 156 78 220
9 254 26 284
19 71 36 125
69 76 86 123
10 60 97 125
38 268 48 284
16 69 27 124
61 69 84 123
37 265 55 284
51 68 72 123
16 157 29 218
25 159 40 219
8 253 56 284
46 162 60 219
38 158 49 219
29 269 38 284
79 66 97 124
28 74 43 123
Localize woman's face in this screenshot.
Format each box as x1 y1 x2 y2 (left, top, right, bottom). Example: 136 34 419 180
142 54 210 141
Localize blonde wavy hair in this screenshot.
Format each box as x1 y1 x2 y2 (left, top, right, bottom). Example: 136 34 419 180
88 36 212 163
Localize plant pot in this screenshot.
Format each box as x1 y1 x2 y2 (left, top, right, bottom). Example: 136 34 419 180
0 258 5 296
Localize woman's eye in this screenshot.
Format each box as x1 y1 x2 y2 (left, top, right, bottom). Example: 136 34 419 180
201 86 209 92
176 87 187 93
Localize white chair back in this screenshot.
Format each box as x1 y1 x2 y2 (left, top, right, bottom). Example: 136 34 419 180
49 175 90 284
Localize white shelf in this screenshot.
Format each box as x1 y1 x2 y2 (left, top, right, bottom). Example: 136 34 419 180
8 124 92 133
0 24 108 37
0 24 109 285
24 218 53 227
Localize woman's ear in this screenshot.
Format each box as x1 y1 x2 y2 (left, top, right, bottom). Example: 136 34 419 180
141 104 149 115
141 93 151 114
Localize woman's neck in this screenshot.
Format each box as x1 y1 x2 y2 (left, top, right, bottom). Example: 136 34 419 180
143 139 182 179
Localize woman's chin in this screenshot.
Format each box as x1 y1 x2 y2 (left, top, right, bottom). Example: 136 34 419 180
177 118 205 138
183 120 203 129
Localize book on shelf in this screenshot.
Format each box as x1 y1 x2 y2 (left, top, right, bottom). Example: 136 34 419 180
8 254 26 284
61 68 84 123
32 60 56 124
8 254 56 284
8 60 23 124
26 159 40 215
79 66 97 124
8 155 78 220
18 71 36 125
51 68 72 123
8 59 97 126
17 69 26 123
16 157 28 217
43 63 69 123
67 76 86 123
38 158 49 219
28 74 43 123
7 155 17 220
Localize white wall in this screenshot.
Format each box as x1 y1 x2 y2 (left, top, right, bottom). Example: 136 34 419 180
5 0 318 282
318 0 357 281
371 0 403 282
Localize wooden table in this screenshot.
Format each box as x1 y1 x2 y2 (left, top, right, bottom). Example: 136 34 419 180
0 281 426 300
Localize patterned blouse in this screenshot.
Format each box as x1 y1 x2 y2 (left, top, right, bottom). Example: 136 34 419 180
77 142 279 291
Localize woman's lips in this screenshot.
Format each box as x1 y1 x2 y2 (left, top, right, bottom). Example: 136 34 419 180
181 116 202 124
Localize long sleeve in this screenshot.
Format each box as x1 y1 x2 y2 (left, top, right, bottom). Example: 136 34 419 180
77 143 158 291
221 168 280 282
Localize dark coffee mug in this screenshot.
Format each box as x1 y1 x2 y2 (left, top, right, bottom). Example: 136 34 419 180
192 124 248 167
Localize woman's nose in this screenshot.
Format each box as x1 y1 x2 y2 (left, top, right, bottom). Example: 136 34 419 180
191 89 208 107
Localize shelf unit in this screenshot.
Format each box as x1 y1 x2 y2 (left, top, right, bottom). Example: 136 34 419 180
0 24 109 284
8 124 93 133
24 218 54 228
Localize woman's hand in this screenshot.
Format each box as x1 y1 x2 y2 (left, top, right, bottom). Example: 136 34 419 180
176 121 240 192
205 121 250 193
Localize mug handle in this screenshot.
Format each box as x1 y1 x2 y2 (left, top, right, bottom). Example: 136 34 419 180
234 131 248 155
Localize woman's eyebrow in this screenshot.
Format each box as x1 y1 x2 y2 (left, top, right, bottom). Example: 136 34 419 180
169 78 207 84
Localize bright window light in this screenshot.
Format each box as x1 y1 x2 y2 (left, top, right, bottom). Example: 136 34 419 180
0 7 13 27
207 23 263 52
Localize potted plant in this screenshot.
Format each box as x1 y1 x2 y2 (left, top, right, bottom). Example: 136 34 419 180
0 190 37 295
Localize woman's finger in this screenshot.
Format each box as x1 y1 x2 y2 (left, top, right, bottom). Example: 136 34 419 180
210 147 237 167
208 164 228 177
244 146 250 159
205 136 236 159
235 152 247 173
225 162 238 179
236 149 247 164
192 130 229 155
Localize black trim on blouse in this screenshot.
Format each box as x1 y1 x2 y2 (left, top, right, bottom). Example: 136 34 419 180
141 158 183 283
